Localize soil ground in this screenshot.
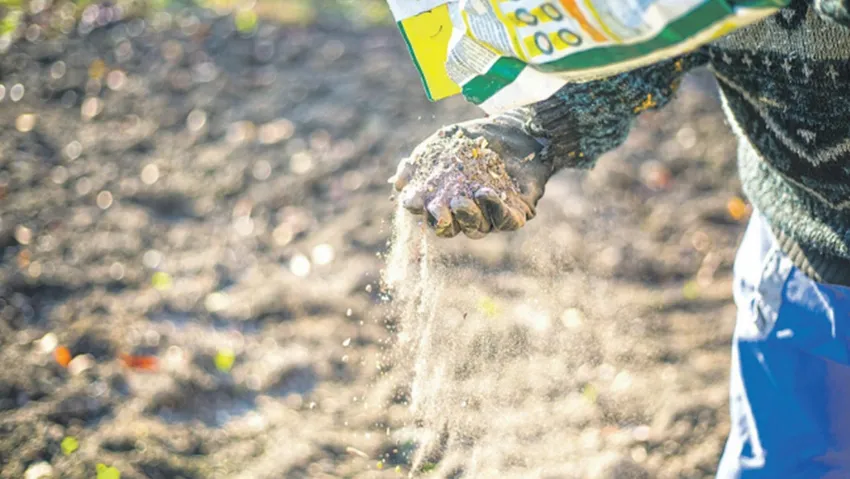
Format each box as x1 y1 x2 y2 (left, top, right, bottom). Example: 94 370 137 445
0 7 747 479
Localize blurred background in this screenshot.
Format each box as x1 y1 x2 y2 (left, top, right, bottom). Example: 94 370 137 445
0 1 751 478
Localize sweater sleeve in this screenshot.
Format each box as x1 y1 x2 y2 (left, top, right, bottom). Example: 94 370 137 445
814 0 850 27
520 51 709 171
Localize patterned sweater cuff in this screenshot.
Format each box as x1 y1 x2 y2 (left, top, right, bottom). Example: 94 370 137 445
521 53 707 172
522 96 589 170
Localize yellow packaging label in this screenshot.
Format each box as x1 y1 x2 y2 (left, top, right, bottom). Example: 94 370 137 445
398 4 460 101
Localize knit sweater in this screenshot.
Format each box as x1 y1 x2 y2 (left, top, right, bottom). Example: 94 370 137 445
523 0 850 286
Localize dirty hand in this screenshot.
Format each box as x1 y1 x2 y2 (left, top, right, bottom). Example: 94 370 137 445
391 115 551 239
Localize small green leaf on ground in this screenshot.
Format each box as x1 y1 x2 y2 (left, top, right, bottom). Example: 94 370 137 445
234 9 258 34
477 296 499 318
61 436 79 455
215 348 236 372
151 271 172 290
683 280 700 300
96 464 121 479
582 383 598 403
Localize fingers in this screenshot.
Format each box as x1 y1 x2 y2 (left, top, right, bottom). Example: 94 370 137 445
474 187 527 231
450 196 490 239
510 192 536 221
512 179 539 220
390 157 415 192
404 188 531 238
426 198 460 238
401 189 490 239
504 159 549 220
400 188 426 215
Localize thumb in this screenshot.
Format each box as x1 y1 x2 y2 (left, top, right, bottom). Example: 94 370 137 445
389 157 416 192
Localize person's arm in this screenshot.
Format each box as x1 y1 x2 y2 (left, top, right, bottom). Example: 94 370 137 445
523 51 709 171
392 51 709 239
814 0 850 27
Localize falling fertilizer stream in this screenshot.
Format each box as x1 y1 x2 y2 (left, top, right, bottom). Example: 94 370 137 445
380 134 581 477
384 198 562 477
378 135 669 478
382 201 665 478
383 201 457 475
379 128 565 476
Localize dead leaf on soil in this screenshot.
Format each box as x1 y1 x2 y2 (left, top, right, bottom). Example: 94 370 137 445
119 353 158 372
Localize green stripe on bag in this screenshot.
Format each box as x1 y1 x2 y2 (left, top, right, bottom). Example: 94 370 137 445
461 57 526 105
535 0 731 72
397 21 435 101
461 0 784 105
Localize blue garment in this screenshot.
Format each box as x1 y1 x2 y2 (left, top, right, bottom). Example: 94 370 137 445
718 212 850 478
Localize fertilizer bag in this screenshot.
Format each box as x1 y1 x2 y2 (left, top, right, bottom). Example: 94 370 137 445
387 0 788 113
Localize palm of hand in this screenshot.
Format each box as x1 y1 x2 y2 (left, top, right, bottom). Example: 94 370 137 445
391 119 550 239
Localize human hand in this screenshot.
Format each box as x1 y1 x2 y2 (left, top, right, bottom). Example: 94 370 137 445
391 116 551 239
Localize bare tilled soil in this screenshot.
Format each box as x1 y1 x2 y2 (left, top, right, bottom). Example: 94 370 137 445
0 8 745 479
